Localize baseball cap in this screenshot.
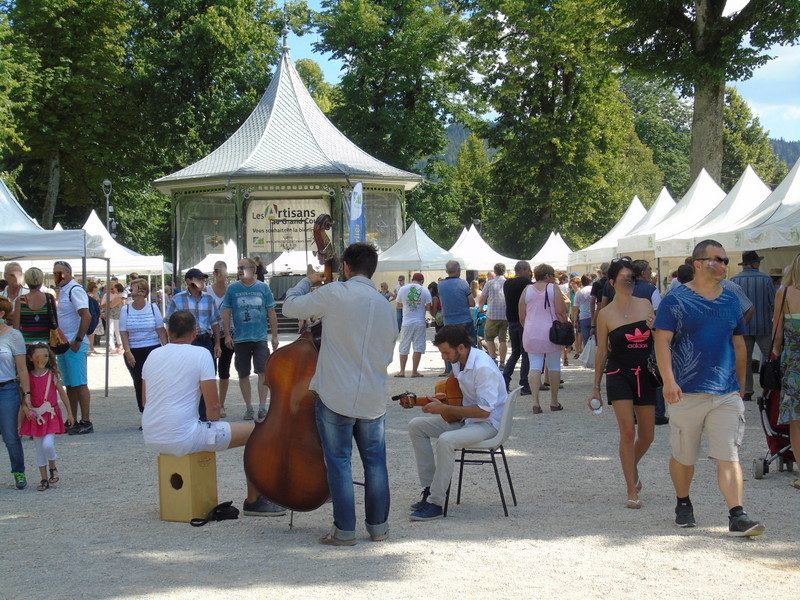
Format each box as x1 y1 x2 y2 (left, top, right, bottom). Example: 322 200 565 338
184 268 209 281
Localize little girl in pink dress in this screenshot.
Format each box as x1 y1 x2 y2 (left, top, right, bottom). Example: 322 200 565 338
19 344 74 491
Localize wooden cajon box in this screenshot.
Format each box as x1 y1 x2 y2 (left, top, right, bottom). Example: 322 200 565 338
158 452 218 523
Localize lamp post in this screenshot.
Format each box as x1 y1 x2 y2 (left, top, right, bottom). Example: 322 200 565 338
472 218 482 234
102 179 114 236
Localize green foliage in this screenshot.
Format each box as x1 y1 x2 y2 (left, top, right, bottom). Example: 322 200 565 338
464 0 662 255
314 0 463 170
621 75 692 197
295 58 340 113
0 13 34 157
771 138 800 166
723 87 788 190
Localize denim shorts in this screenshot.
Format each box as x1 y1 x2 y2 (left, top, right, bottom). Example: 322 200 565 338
233 341 270 377
57 341 89 387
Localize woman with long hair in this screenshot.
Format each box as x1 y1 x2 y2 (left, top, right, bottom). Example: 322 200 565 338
12 268 53 344
208 261 234 418
590 258 656 508
770 254 800 491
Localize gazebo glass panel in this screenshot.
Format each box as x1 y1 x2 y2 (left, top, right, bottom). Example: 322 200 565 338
177 196 236 271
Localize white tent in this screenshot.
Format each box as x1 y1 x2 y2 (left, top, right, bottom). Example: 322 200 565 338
0 178 88 259
744 158 800 249
530 232 572 271
264 249 317 275
655 165 771 258
448 225 519 271
618 172 724 256
376 221 461 271
81 210 170 275
186 239 239 274
569 196 647 268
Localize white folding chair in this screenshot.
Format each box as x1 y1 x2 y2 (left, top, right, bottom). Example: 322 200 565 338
444 386 520 517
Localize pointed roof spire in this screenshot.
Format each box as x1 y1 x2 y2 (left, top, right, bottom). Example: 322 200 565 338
282 1 290 54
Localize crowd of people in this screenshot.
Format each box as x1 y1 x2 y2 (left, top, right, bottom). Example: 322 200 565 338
1 236 797 545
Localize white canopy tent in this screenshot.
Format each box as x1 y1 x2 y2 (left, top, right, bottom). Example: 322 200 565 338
569 196 647 269
81 210 170 276
655 165 771 259
448 225 519 271
264 249 317 275
742 158 800 250
376 221 463 271
530 232 572 271
185 239 239 275
618 172 724 257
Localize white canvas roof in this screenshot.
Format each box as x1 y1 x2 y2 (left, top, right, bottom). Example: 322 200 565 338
376 221 461 271
619 172 723 254
744 158 800 249
530 232 572 271
0 177 89 259
571 196 647 266
656 165 771 258
263 249 317 274
81 210 170 275
449 225 519 271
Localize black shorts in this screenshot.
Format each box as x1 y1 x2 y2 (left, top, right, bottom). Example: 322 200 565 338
217 342 234 380
605 365 656 406
234 341 270 378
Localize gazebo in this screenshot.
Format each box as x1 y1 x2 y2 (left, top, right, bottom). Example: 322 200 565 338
154 33 422 280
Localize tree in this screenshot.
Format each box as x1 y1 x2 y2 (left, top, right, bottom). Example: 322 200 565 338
609 0 800 184
314 0 464 170
723 87 788 190
464 0 662 255
295 58 339 114
621 75 692 197
0 13 33 158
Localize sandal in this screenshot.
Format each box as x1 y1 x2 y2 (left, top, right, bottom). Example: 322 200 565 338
625 499 642 509
549 403 564 411
531 406 543 414
37 479 50 492
319 532 357 547
49 468 59 484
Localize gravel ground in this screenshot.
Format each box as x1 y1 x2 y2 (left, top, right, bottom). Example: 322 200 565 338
1 330 797 599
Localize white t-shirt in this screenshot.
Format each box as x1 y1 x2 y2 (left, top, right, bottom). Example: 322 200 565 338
119 303 164 348
57 280 88 341
141 344 216 445
396 283 432 326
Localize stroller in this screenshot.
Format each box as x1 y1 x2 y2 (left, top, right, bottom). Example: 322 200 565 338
753 389 795 479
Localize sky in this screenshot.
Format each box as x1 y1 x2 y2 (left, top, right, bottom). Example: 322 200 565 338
288 1 800 141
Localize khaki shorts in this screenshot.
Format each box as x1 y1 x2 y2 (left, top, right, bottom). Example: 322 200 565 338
484 319 508 342
669 392 745 465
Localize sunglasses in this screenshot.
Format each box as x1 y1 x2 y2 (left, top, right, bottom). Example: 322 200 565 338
696 256 730 266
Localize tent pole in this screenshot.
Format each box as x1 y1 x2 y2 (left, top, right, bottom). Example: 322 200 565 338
161 263 166 316
81 257 87 286
105 258 110 398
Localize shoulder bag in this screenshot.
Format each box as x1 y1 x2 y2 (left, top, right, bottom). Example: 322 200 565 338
760 287 786 391
545 283 575 347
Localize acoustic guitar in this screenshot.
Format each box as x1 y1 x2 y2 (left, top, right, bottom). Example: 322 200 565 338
392 375 464 423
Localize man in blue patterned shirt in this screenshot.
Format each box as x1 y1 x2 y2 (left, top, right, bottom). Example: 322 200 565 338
730 251 776 402
654 239 765 537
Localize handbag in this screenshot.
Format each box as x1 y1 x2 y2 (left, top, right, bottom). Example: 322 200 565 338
545 284 575 346
760 287 786 390
189 501 240 527
45 293 70 355
646 348 663 388
579 336 597 369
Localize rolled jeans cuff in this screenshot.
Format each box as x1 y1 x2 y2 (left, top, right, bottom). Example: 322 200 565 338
331 524 357 542
365 519 388 539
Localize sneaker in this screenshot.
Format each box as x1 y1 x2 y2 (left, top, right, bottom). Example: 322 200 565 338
409 487 431 512
64 420 75 434
675 503 696 528
75 420 94 435
742 393 753 402
655 416 670 426
243 496 287 517
219 407 226 418
728 513 766 537
409 501 444 521
243 407 254 421
520 388 532 396
12 471 27 490
498 363 506 370
256 407 267 422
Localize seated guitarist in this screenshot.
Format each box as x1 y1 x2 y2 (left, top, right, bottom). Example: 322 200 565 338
407 324 508 521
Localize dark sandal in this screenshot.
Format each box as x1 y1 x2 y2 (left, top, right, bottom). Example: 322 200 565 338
48 468 59 484
37 479 49 491
549 403 564 411
531 406 543 414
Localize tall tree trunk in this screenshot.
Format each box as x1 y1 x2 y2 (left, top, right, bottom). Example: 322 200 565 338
689 75 725 186
41 150 60 229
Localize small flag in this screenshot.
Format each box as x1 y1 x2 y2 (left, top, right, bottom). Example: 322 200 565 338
349 182 366 243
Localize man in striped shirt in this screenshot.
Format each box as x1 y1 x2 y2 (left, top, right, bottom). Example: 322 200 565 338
730 251 776 402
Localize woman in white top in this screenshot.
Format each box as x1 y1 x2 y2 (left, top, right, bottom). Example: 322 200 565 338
208 261 234 418
120 279 167 416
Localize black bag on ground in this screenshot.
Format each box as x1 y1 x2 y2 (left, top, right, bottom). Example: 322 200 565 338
189 501 240 527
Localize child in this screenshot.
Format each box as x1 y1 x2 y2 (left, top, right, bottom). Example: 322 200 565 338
19 343 74 491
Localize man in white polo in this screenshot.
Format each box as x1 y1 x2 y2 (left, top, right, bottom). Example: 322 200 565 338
395 273 432 378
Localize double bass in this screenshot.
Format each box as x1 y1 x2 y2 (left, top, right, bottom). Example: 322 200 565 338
242 214 336 512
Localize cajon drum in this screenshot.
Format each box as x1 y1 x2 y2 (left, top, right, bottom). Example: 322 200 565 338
158 452 218 522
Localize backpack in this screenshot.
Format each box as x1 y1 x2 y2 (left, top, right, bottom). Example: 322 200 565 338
68 286 101 335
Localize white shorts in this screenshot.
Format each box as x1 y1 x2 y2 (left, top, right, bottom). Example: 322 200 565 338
399 323 427 355
527 351 562 373
147 421 232 456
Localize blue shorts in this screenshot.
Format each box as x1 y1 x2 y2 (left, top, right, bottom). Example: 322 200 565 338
57 341 89 387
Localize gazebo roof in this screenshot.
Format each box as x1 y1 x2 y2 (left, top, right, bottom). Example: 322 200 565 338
155 47 422 191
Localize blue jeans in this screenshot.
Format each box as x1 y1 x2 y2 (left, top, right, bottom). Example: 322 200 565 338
396 307 403 331
503 322 530 392
315 398 390 539
0 382 25 473
656 386 666 419
579 318 592 344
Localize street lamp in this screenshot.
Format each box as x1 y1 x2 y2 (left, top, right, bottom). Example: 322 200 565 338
102 179 115 237
472 218 482 233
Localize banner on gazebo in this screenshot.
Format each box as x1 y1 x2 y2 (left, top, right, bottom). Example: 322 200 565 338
246 198 330 254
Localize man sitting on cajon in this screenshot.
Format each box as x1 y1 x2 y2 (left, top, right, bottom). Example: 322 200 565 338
141 309 284 517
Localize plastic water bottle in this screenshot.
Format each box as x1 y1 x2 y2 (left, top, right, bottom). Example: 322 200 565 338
590 397 602 415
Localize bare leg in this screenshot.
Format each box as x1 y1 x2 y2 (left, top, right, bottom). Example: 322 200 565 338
398 354 408 376
67 387 80 421
485 338 497 360
411 352 422 376
239 377 252 409
228 422 259 502
612 400 639 501
717 460 744 509
499 340 507 365
548 369 560 406
257 374 268 409
77 385 90 421
218 379 229 408
789 421 800 477
670 457 695 498
528 370 542 410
